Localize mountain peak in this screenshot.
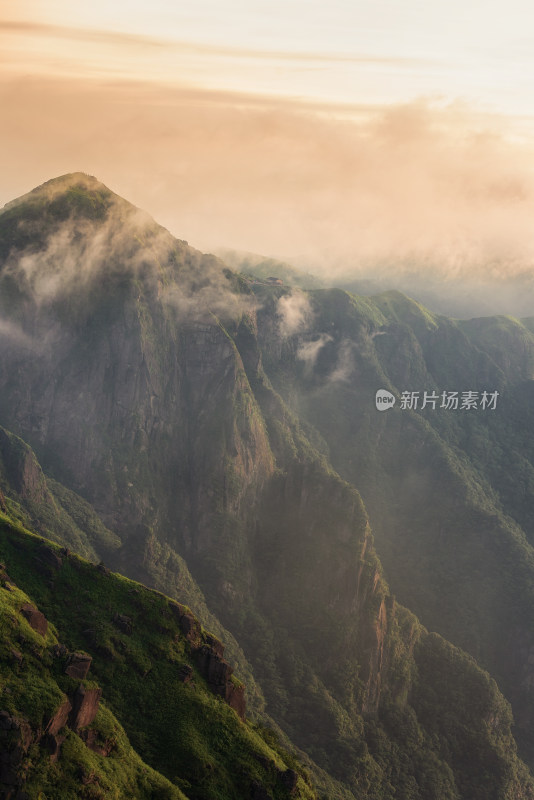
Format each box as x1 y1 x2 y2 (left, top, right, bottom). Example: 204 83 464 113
0 172 160 267
1 171 125 216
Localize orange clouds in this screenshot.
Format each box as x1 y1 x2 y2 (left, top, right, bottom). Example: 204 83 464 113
2 72 534 295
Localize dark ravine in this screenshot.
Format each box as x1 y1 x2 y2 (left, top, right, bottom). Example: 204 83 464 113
0 173 533 798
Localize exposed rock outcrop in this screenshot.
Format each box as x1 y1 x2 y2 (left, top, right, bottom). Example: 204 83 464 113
46 699 72 737
193 643 246 719
68 685 102 731
168 601 247 718
19 603 48 637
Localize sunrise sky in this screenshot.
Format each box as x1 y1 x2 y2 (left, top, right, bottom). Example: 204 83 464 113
3 0 534 283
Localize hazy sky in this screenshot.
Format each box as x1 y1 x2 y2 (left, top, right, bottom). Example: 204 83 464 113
4 0 534 112
3 0 534 283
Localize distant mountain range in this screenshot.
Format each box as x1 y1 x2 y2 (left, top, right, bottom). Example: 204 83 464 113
1 173 534 799
220 248 534 320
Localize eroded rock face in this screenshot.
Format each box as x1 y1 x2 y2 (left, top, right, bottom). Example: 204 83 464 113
46 699 72 736
194 644 233 689
32 682 103 771
19 604 48 637
360 597 391 715
169 602 203 647
193 643 246 720
69 685 102 731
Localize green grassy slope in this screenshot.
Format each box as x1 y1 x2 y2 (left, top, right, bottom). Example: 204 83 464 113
0 517 316 800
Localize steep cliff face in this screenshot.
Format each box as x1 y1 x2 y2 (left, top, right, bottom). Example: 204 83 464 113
0 175 389 794
254 283 534 766
0 420 268 714
1 175 533 799
0 174 280 602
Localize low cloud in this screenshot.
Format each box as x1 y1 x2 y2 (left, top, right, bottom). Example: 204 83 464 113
0 174 254 325
0 318 35 349
277 291 313 338
329 340 355 383
297 333 333 369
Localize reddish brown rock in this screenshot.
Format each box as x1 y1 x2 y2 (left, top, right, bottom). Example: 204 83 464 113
194 645 246 719
194 645 232 688
65 653 92 680
46 699 72 736
69 686 102 731
20 604 48 637
204 633 225 658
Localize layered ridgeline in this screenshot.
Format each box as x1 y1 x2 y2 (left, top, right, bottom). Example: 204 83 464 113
0 174 532 799
254 284 534 764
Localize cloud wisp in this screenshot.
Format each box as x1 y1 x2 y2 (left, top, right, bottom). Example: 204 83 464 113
0 174 255 328
277 291 313 338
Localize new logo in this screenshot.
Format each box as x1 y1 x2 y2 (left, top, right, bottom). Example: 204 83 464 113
375 389 396 411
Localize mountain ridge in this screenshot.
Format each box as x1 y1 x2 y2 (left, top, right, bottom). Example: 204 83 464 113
1 173 534 798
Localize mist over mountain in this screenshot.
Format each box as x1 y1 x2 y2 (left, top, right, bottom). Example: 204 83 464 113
1 173 534 799
220 248 534 320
